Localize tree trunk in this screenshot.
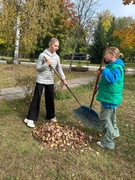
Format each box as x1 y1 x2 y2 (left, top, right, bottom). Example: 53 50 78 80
68 43 77 73
13 14 21 64
68 31 79 73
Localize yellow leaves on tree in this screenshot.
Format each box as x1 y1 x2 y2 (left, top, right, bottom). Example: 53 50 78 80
123 0 135 5
114 23 135 49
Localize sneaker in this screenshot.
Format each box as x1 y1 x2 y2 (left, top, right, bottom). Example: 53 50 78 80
97 141 114 150
50 117 57 122
24 118 35 128
97 141 105 148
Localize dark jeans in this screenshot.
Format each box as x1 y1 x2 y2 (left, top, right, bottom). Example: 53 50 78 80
27 83 55 121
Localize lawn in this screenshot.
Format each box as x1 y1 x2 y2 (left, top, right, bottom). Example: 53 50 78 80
0 63 135 180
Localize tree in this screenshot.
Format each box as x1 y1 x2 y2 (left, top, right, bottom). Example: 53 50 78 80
14 0 26 64
111 16 135 59
115 17 135 31
114 23 135 60
35 0 76 58
89 16 106 64
123 0 135 4
98 10 114 33
18 0 61 63
105 17 120 47
68 0 98 72
0 0 61 64
0 0 76 63
0 0 16 55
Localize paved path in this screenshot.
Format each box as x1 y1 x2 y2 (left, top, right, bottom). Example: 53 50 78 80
0 76 95 101
0 68 135 101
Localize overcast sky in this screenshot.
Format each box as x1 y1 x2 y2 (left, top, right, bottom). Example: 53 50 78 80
98 0 135 18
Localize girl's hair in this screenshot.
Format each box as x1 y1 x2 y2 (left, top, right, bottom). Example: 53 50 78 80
107 47 124 60
119 53 124 60
48 38 59 46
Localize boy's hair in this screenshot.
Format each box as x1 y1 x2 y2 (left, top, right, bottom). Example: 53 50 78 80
107 47 124 59
48 38 59 46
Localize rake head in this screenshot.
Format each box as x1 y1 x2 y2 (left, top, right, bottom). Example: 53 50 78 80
72 105 102 130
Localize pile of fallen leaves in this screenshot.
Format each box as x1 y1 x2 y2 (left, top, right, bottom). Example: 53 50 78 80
32 122 94 151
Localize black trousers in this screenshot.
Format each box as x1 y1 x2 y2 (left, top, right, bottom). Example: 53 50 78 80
27 83 55 121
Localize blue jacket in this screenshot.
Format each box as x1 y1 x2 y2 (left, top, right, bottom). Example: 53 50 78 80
96 58 125 108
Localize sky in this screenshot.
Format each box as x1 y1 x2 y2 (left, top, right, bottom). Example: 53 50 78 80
98 0 135 18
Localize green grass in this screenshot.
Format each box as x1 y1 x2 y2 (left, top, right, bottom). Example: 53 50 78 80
124 62 135 69
0 64 135 179
0 56 36 62
0 64 95 88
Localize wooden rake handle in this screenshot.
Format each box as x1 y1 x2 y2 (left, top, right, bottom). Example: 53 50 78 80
90 43 109 108
49 64 82 106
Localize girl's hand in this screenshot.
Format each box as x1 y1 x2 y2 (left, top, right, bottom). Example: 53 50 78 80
46 59 51 65
97 67 104 74
94 87 98 94
63 79 67 85
43 56 51 65
94 84 99 94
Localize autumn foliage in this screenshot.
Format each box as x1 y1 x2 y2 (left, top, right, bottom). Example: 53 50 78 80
114 23 135 49
123 0 135 4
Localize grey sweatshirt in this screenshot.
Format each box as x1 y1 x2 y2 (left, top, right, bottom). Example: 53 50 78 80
36 49 66 84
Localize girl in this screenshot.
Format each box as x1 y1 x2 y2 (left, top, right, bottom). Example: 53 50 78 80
24 38 67 128
96 47 125 150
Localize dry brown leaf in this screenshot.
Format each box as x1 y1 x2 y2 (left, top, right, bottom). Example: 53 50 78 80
32 122 94 150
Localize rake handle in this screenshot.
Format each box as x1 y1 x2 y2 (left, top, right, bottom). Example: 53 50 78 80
49 64 82 106
90 43 109 108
